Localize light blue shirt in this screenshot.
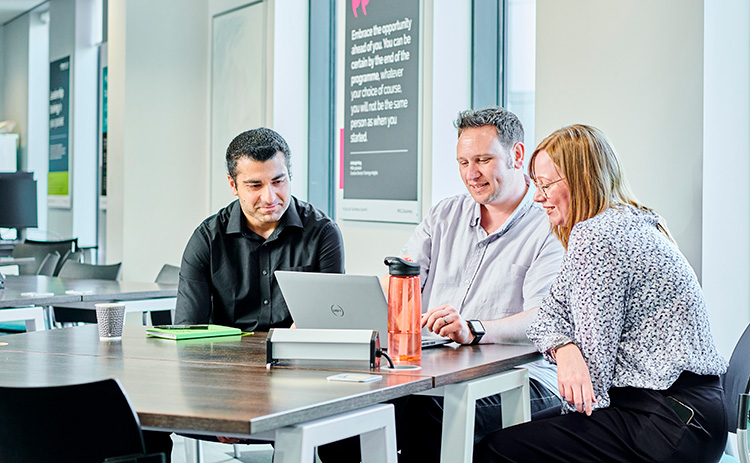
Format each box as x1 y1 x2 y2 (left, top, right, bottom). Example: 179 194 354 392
402 181 565 394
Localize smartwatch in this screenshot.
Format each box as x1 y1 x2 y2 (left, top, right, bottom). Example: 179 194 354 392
467 320 485 345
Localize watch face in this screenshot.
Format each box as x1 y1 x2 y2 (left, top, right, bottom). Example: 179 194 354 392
469 320 485 334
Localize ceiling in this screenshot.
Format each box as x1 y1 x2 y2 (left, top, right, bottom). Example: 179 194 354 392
0 0 47 26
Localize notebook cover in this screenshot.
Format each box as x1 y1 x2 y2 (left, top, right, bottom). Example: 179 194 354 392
145 324 242 340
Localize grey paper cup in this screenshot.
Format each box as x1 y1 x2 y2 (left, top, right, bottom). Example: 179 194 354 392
95 303 126 340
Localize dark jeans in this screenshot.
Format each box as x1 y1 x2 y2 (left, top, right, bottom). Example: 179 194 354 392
317 377 561 463
475 372 728 463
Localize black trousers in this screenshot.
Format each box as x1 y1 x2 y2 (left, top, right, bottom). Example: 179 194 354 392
474 372 728 463
317 378 561 463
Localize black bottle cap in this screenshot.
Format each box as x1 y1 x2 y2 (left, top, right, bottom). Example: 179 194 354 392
384 256 420 276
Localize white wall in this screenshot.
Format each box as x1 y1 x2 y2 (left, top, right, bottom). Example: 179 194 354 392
107 0 210 281
70 0 99 248
26 7 50 234
44 0 99 243
703 0 750 358
1 14 31 171
536 0 704 277
336 0 471 277
271 0 309 200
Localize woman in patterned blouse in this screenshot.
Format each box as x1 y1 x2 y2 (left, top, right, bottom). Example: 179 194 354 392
475 125 728 463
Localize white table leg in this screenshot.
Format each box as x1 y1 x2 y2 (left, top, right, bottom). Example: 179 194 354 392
438 368 530 463
273 403 397 463
0 307 46 332
23 307 45 331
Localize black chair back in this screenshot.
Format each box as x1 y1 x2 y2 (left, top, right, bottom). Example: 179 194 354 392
0 378 146 463
25 237 78 251
37 251 61 276
155 264 180 285
58 260 122 280
723 324 750 432
12 239 78 275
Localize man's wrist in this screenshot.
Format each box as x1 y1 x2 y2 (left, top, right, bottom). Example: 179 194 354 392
467 320 485 345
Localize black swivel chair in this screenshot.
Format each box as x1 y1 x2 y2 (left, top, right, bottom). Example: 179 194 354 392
0 378 164 463
150 264 180 325
37 251 61 276
155 263 180 285
52 261 123 324
12 238 78 275
57 260 122 280
722 324 750 463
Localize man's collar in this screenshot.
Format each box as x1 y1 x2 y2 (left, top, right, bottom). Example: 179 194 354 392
226 197 304 236
226 200 244 234
469 176 534 234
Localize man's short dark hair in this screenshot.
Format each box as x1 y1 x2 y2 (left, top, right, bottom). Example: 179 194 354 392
454 106 525 151
226 127 292 180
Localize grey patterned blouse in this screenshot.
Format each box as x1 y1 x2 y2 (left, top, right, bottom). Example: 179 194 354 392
528 205 727 411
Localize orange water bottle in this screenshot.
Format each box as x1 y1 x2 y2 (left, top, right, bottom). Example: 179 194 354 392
384 256 422 364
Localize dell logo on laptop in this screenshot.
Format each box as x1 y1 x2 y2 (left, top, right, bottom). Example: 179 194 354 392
330 305 345 317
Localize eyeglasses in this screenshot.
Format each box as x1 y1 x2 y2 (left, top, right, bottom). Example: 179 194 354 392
534 178 566 199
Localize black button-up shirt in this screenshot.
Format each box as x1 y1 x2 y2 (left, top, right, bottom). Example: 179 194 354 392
175 197 345 331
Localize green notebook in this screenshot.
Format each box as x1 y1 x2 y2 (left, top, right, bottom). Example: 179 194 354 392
146 324 242 340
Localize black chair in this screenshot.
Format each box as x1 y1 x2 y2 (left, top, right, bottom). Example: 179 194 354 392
0 378 164 463
37 251 61 276
155 263 180 285
53 261 123 324
13 238 78 275
722 324 750 463
58 260 122 280
150 264 180 325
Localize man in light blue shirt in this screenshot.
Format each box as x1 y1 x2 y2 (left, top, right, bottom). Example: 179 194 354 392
318 106 563 463
399 106 565 462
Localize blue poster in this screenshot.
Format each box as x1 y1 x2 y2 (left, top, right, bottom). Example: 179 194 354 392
49 56 70 196
101 66 108 196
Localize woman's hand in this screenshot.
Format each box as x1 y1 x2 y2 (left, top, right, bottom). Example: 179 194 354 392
554 343 596 415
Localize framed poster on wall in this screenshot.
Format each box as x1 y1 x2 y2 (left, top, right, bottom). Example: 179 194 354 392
340 0 422 224
48 56 71 208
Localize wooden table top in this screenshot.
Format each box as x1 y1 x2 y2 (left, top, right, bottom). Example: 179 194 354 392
0 325 539 436
0 275 177 308
1 325 541 386
0 349 430 435
0 275 82 307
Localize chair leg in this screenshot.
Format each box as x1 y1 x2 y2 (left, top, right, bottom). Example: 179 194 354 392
739 394 750 463
184 437 204 463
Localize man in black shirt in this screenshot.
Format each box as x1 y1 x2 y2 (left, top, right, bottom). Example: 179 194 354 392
175 127 345 330
143 128 345 459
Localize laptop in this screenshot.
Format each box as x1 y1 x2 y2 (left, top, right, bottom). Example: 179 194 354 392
275 271 451 348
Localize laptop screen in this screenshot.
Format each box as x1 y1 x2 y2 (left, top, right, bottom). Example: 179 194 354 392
275 271 451 348
275 271 389 340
